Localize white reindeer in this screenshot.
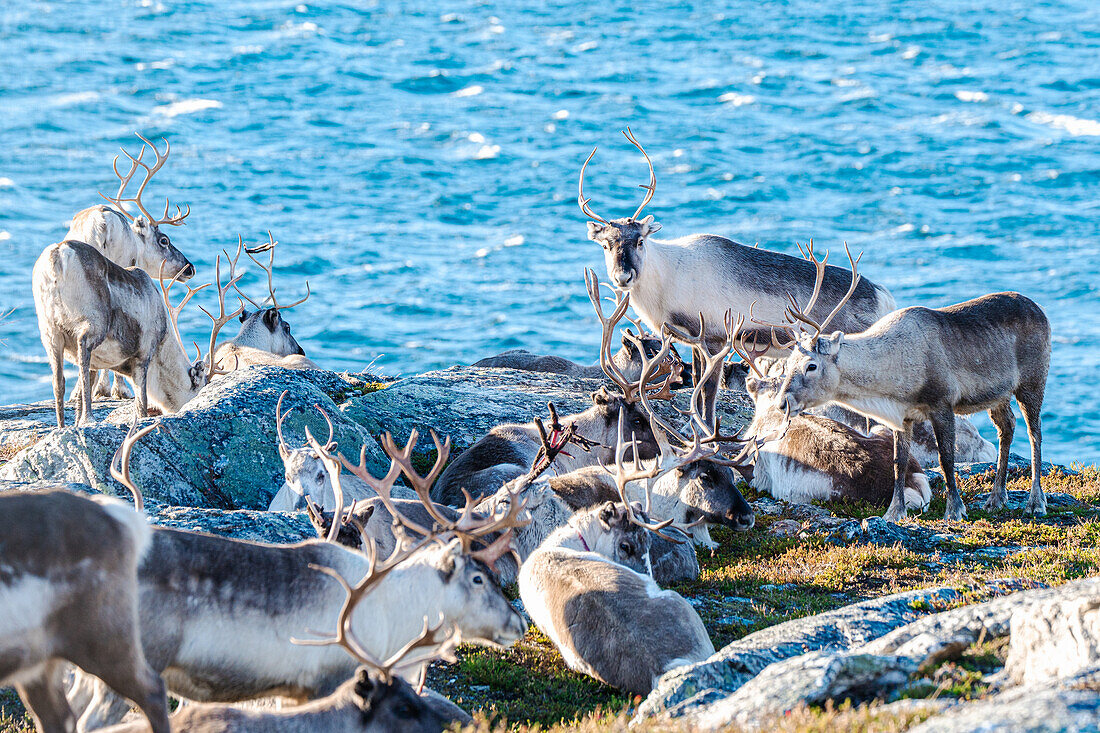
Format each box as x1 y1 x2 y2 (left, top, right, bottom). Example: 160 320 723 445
70 428 528 731
67 134 195 401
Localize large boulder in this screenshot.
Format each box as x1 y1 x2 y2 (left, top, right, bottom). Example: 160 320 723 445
342 366 753 453
0 367 390 509
1006 587 1100 686
636 586 962 719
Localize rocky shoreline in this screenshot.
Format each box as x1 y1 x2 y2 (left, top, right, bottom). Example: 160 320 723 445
1 365 1098 732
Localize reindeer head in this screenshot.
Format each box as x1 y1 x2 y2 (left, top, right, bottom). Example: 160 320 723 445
274 393 338 512
431 537 528 647
589 386 660 462
673 461 754 531
579 129 660 290
102 134 194 280
351 667 451 732
583 501 654 575
230 233 310 357
779 333 845 417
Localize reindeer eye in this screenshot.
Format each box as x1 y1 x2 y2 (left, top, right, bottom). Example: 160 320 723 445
472 574 485 586
806 363 818 372
619 542 632 555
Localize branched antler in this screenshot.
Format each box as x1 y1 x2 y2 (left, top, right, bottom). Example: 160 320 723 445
100 134 190 226
237 232 310 313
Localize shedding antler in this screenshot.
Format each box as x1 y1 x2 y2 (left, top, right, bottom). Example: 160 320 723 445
197 253 245 379
157 262 210 355
100 134 190 226
109 421 160 513
238 232 311 313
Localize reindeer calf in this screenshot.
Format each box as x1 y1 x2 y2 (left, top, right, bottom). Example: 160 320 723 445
0 490 168 733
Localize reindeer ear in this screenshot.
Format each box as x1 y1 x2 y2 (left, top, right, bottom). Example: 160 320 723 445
597 501 618 529
353 668 380 712
263 309 280 330
638 215 660 236
816 332 844 356
239 310 249 323
591 386 613 406
586 221 607 241
744 376 759 397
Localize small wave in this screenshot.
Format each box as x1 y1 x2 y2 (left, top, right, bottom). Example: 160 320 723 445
154 99 223 118
0 178 13 188
0 231 10 241
1026 111 1100 137
718 92 755 106
50 91 99 107
955 90 989 102
454 85 484 97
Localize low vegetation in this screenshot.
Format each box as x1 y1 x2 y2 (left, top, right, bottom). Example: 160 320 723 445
2 465 1096 732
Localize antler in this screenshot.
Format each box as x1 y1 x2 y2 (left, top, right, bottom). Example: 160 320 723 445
781 242 862 340
109 421 159 513
585 268 643 401
241 232 310 313
197 253 245 379
100 134 190 226
622 128 656 220
158 262 211 354
578 147 610 225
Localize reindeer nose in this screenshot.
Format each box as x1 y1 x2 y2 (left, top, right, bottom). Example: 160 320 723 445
615 271 633 288
179 263 196 280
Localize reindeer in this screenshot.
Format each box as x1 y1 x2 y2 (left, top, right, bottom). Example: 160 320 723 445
269 394 416 512
578 130 894 415
66 134 195 401
214 234 316 372
518 463 715 696
0 431 169 733
765 248 1051 521
739 354 930 510
725 359 996 468
31 241 238 426
69 427 528 731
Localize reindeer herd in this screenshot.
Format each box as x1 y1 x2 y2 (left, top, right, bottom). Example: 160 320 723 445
2 129 1052 732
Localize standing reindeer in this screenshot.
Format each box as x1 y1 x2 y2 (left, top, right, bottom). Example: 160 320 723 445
1 429 169 733
31 242 236 426
70 427 528 731
66 134 195 401
768 250 1051 521
214 234 316 372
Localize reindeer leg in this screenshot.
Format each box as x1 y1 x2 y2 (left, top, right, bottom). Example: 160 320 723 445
883 423 912 523
92 368 111 399
76 337 94 427
17 660 78 733
984 400 1014 512
109 371 133 400
133 361 150 421
1017 389 1046 518
931 407 965 521
49 342 66 428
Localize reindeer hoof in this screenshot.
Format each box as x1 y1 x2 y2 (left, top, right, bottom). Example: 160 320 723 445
111 384 133 400
882 505 907 523
943 501 967 522
1023 496 1047 518
982 492 1007 512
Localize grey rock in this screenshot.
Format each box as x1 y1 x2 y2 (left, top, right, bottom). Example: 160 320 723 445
636 586 961 719
857 578 1090 671
815 516 943 552
908 682 1100 733
1007 592 1100 686
146 503 316 544
686 651 918 731
0 367 389 509
342 366 752 453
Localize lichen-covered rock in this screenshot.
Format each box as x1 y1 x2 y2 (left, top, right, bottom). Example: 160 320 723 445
685 651 919 731
146 503 316 544
342 366 752 453
1006 591 1100 686
0 367 389 509
636 587 961 719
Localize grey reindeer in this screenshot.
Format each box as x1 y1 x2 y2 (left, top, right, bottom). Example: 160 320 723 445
65 134 195 401
578 129 895 419
214 234 317 372
31 242 238 426
767 251 1051 521
68 427 528 731
0 429 170 733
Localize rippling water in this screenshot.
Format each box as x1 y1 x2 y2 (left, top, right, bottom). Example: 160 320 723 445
1 1 1097 463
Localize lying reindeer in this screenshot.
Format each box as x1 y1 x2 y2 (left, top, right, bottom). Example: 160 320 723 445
214 234 317 372
767 247 1051 520
269 393 416 512
741 355 930 510
31 243 237 426
519 421 717 696
69 427 528 731
725 359 996 468
1 433 169 733
66 134 195 401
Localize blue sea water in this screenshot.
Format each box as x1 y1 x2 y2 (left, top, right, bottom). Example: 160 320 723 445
0 1 1097 464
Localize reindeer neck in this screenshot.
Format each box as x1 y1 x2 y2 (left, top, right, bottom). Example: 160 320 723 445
830 336 912 431
628 240 675 331
347 554 447 662
147 338 199 412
